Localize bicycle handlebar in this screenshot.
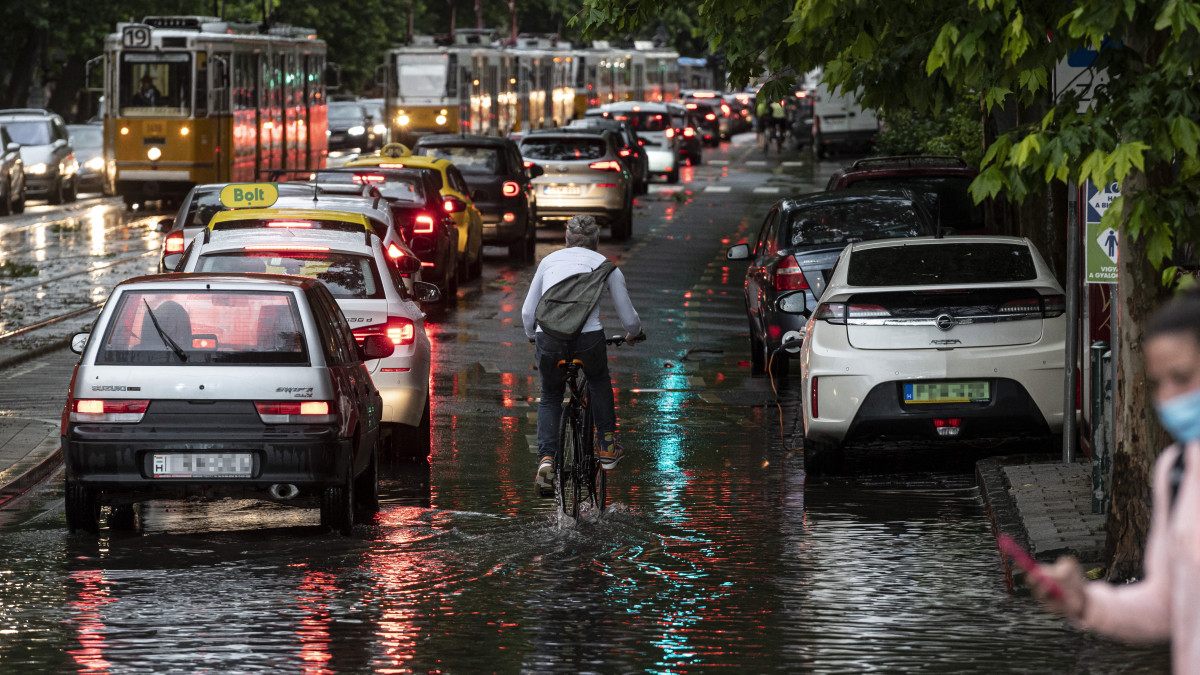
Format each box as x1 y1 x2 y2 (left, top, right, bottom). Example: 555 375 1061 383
607 331 646 346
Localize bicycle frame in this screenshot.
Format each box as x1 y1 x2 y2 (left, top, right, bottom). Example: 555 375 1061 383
555 359 604 520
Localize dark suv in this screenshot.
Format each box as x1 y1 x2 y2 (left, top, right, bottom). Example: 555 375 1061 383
413 134 539 263
327 101 380 154
0 109 78 204
826 155 985 234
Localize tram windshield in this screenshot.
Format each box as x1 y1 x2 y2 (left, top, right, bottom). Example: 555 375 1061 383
120 52 192 117
397 54 448 98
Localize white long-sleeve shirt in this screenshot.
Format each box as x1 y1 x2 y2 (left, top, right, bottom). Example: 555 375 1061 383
521 247 641 339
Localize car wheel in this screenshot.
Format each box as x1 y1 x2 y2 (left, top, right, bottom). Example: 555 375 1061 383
353 436 380 522
65 177 78 203
803 437 842 476
49 177 65 205
320 464 355 535
666 169 680 184
388 396 431 459
12 185 25 214
0 177 11 216
65 482 100 534
108 504 137 531
612 200 633 242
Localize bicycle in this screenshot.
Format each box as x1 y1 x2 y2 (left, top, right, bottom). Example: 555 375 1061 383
544 334 642 520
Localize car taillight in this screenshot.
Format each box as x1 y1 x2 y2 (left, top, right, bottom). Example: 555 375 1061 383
811 377 819 419
523 160 536 169
683 127 695 137
444 198 465 213
352 174 386 184
772 255 810 291
685 103 698 110
589 160 622 171
70 399 149 423
255 400 335 424
618 148 631 157
721 104 731 116
501 181 520 197
1042 294 1066 317
503 212 515 222
352 316 415 347
387 243 406 259
164 231 185 254
266 221 314 228
414 214 436 233
705 113 716 121
813 302 889 324
379 163 406 169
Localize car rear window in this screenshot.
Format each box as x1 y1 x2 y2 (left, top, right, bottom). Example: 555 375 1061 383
96 291 308 365
313 172 423 201
605 111 670 132
847 242 1037 286
520 137 607 161
784 200 927 249
196 251 384 299
845 176 984 231
417 146 503 174
210 217 365 234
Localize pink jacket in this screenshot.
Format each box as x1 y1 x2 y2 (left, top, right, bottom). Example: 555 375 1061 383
1079 441 1199 670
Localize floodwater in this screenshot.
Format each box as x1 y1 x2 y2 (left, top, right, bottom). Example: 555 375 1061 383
0 152 1172 673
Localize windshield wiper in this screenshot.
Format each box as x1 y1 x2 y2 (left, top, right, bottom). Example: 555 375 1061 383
142 300 188 362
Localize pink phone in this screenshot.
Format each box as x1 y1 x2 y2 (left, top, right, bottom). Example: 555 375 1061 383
997 534 1063 600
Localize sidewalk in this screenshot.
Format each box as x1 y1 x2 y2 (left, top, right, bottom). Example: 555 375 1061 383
977 455 1107 565
0 416 61 508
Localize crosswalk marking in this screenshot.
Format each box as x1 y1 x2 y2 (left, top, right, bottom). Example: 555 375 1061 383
753 187 781 194
705 186 731 193
745 160 767 166
782 161 805 167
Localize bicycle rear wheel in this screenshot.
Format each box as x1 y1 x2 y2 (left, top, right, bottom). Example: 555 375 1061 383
557 406 583 519
580 403 606 515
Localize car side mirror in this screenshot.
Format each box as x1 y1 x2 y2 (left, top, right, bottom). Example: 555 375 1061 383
528 164 545 178
155 217 174 234
776 291 810 316
726 243 751 260
412 280 442 303
70 332 89 354
359 333 395 361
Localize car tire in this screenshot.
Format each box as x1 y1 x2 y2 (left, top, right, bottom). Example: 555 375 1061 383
65 177 78 203
353 437 380 522
49 177 65 205
666 169 680 184
65 482 100 534
612 200 633 241
749 330 766 376
388 396 432 459
11 186 25 214
108 504 137 531
320 464 355 535
803 437 842 476
469 247 483 279
0 177 10 216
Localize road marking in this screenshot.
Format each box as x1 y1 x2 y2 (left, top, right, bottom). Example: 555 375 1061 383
753 187 781 194
745 160 767 166
480 362 500 374
687 376 707 387
705 186 732 193
648 184 676 193
782 161 805 167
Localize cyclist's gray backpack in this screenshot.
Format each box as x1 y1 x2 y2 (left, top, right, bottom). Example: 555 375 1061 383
535 260 617 341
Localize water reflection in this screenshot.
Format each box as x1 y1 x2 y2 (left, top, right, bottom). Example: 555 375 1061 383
67 569 113 673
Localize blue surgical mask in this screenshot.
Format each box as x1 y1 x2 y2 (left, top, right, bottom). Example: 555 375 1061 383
1155 386 1200 442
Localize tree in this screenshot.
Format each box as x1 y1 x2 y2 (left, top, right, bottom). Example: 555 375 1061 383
578 0 1200 580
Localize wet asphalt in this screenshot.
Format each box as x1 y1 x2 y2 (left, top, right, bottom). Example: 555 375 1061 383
0 137 1170 673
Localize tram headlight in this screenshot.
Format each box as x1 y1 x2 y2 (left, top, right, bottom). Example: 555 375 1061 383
180 126 190 136
435 115 447 125
27 163 48 175
397 114 410 126
348 125 366 136
120 127 130 136
147 147 162 161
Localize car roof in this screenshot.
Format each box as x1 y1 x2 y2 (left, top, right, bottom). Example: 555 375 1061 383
416 134 513 147
273 195 393 219
115 272 320 291
595 101 670 113
202 227 378 254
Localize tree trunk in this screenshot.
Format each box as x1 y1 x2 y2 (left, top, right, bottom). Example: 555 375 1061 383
475 0 483 30
1104 163 1174 581
48 58 87 122
3 31 43 110
509 0 517 43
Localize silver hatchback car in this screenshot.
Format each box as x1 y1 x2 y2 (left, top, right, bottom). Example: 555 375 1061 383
519 129 634 241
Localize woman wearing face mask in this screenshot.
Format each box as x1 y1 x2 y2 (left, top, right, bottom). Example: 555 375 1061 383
1026 288 1200 669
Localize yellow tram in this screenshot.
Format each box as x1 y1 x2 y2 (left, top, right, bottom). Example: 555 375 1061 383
99 16 329 207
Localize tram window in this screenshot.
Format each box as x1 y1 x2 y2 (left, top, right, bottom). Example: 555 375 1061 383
397 54 449 98
120 52 191 117
519 137 606 161
417 146 502 174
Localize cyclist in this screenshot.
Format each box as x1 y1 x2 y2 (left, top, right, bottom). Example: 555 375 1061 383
769 99 788 150
522 215 644 492
755 96 770 149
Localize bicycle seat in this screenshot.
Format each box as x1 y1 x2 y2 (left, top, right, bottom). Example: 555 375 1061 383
556 358 586 368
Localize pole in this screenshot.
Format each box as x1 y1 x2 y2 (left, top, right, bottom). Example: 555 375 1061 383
1063 182 1080 462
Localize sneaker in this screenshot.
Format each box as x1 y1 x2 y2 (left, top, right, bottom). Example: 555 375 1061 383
534 456 555 494
595 432 624 470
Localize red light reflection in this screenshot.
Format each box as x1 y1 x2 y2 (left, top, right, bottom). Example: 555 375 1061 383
295 570 336 675
68 569 114 673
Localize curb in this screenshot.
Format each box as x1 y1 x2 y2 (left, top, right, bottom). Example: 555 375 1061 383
0 335 72 373
0 432 63 508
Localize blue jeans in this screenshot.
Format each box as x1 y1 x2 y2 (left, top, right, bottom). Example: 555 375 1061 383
535 330 615 461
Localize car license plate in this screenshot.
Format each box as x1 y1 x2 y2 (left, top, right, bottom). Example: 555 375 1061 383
153 453 252 478
903 381 990 404
543 185 582 196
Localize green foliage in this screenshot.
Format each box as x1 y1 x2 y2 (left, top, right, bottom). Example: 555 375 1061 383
876 98 984 167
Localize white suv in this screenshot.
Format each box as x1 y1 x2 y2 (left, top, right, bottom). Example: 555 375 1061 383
179 226 441 457
798 236 1066 473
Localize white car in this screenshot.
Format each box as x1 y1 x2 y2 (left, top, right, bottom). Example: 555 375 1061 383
179 225 441 458
798 236 1066 473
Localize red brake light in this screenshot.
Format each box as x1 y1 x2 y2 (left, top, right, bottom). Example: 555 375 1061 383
618 149 631 157
693 92 716 98
243 244 330 252
351 316 415 346
164 231 185 254
773 255 810 291
388 243 405 258
503 212 515 223
71 399 149 423
443 198 464 213
665 128 675 139
266 221 313 228
721 104 731 116
589 160 622 171
414 214 436 233
705 113 716 121
683 127 695 137
523 160 536 169
379 163 406 169
685 103 698 110
255 400 334 423
352 174 386 184
502 181 520 197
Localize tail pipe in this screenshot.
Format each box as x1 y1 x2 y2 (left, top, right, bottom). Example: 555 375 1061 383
269 483 300 500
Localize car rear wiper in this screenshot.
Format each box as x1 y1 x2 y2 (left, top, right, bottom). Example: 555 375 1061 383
142 299 188 362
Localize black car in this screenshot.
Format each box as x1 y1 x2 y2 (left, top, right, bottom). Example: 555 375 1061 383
680 93 723 147
725 188 938 377
327 101 380 154
668 103 704 166
67 124 112 195
565 117 650 195
313 168 460 295
413 134 539 263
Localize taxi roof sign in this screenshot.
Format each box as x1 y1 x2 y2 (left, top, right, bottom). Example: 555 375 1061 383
219 183 279 209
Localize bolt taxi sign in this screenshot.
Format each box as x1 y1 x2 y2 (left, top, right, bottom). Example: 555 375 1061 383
219 183 279 209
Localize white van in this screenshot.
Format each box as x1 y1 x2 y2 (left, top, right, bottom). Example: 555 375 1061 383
811 83 879 156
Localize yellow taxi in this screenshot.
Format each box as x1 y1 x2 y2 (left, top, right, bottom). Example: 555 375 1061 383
347 144 484 280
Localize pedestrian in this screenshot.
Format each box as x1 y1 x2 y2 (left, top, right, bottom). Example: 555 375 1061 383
521 215 644 492
1027 287 1200 670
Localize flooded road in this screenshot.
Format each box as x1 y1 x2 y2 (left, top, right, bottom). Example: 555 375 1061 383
0 145 1170 672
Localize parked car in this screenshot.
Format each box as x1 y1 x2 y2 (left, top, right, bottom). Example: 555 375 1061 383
585 101 681 184
0 124 25 215
63 273 393 535
67 124 112 195
564 118 650 195
826 155 986 234
726 187 938 378
0 109 78 204
518 128 634 241
413 134 540 263
178 227 440 458
798 236 1066 473
327 101 380 154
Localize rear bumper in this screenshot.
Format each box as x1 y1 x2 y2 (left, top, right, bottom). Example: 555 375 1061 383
537 204 625 226
477 200 530 244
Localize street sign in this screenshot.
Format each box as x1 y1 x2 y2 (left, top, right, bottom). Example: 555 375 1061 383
1055 47 1110 112
1085 180 1119 283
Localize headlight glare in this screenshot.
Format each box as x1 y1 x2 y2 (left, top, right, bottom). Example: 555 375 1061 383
147 147 162 161
27 163 48 175
85 157 104 171
347 125 366 136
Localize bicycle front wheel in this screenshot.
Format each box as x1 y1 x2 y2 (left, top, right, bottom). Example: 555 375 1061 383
557 406 583 520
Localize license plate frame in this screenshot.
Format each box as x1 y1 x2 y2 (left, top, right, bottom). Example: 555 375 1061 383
903 380 990 405
152 453 253 478
543 185 582 196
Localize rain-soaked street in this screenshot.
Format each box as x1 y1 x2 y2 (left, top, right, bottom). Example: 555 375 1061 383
0 140 1170 672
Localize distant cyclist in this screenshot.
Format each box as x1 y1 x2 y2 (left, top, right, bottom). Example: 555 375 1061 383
522 215 644 492
769 100 787 149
